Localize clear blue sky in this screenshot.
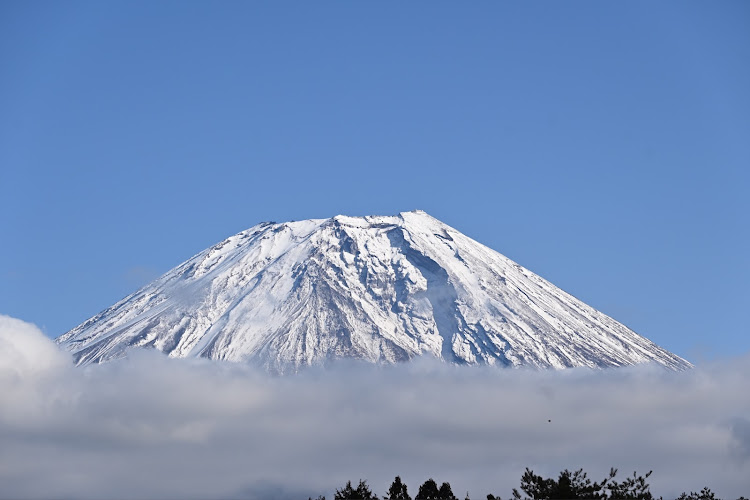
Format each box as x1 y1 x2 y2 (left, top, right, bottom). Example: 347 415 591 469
1 1 748 362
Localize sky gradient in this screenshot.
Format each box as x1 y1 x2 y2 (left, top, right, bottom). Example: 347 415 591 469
1 2 749 361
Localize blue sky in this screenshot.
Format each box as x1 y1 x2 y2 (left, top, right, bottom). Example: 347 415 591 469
1 1 748 362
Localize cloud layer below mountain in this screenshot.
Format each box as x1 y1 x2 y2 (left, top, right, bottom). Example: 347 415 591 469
1 314 748 500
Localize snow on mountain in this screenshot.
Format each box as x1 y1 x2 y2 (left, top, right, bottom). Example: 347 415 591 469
56 210 691 372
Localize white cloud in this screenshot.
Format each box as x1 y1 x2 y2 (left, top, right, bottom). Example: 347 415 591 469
0 314 70 378
0 314 748 500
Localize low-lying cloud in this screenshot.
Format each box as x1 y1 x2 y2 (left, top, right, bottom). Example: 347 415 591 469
1 314 748 500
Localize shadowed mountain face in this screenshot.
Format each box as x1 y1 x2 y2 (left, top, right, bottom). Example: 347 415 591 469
57 211 691 373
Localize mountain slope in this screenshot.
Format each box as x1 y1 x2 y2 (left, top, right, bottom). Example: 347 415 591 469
57 211 691 372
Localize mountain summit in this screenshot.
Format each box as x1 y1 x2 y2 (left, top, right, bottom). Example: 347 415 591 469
57 211 690 372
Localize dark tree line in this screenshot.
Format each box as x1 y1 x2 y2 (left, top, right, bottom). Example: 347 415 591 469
307 468 747 500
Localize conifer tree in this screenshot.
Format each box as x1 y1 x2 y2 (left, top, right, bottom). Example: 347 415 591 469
512 467 606 500
335 479 379 500
385 476 412 500
438 482 459 500
606 469 654 500
511 467 659 500
416 479 441 500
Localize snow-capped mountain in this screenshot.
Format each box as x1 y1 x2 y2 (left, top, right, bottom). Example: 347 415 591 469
57 211 691 372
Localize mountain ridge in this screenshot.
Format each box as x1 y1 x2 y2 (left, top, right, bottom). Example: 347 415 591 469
57 210 691 372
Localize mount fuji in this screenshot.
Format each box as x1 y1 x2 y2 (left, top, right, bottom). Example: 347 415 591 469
57 210 690 372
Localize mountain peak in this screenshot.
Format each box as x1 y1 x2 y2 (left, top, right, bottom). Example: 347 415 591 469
57 212 691 373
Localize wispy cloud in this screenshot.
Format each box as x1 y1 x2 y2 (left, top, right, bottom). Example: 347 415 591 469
1 314 748 500
122 266 161 289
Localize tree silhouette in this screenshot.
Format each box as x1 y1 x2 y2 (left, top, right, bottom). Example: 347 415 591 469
510 467 659 500
606 469 654 500
416 479 441 500
335 479 379 500
438 482 458 500
385 476 412 500
414 478 460 500
675 487 718 500
512 468 606 500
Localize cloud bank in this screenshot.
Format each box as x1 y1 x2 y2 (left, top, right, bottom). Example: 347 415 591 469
0 314 748 500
